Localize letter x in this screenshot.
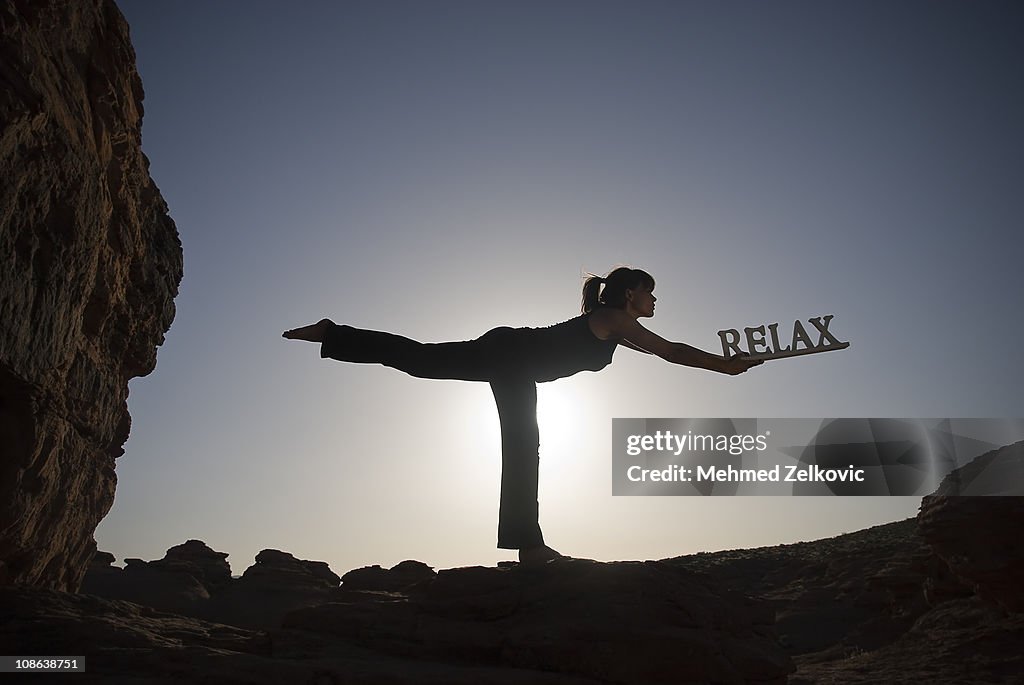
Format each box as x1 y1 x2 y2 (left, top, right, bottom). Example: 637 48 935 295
808 316 842 347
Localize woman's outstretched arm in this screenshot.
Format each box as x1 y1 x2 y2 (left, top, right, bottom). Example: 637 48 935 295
608 311 762 375
666 341 760 375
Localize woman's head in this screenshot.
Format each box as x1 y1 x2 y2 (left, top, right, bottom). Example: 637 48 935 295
581 267 656 314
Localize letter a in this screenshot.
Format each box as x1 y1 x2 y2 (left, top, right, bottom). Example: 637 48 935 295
790 320 814 350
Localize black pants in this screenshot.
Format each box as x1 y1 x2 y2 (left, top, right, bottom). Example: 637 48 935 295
321 324 544 549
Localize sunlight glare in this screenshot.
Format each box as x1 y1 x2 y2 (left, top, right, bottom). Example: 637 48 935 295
536 384 591 481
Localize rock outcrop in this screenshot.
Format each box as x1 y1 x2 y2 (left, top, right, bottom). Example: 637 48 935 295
240 548 342 591
918 440 1024 613
208 547 346 630
666 441 1024 683
155 539 233 593
0 0 182 590
80 540 229 617
83 542 347 630
670 517 1023 684
57 549 798 684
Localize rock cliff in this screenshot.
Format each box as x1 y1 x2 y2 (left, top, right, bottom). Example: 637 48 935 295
0 0 182 590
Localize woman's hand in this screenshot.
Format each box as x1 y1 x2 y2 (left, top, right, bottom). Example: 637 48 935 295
720 354 764 375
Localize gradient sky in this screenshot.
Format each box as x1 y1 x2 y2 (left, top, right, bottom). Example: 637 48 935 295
97 0 1024 577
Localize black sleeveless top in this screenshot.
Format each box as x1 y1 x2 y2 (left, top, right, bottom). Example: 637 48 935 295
514 311 619 382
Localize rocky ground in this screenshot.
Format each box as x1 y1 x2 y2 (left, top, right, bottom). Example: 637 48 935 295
5 441 1022 683
3 553 793 684
1 510 1020 682
670 519 1023 684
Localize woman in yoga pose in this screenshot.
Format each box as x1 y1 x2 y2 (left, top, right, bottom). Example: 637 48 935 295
283 267 762 565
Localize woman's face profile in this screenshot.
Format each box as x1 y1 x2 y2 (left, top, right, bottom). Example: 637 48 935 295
626 285 656 318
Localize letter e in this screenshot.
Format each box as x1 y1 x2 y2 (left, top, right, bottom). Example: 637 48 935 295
744 325 769 355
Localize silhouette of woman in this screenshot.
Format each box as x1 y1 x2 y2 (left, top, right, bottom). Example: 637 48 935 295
283 267 762 565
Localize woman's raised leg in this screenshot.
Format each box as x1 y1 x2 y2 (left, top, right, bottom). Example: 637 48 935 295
315 323 508 382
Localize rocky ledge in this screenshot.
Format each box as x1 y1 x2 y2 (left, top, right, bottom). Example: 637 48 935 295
7 551 793 684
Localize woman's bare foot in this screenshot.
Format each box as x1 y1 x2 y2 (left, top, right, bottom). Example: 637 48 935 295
282 318 334 342
518 545 564 565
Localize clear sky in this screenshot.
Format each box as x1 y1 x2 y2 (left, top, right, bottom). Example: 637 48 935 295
97 0 1024 576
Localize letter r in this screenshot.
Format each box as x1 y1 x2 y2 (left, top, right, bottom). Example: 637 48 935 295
718 329 743 357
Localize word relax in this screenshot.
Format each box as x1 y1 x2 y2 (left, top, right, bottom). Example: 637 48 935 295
626 464 867 483
718 315 849 360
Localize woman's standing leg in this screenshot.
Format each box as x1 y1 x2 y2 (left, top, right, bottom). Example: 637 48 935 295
489 376 544 550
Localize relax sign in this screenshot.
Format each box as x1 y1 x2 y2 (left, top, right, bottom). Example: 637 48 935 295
719 315 850 361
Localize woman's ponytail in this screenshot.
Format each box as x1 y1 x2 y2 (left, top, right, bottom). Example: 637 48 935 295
581 274 605 313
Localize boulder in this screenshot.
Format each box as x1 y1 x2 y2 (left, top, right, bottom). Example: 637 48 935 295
151 539 233 594
239 548 341 591
340 559 436 591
